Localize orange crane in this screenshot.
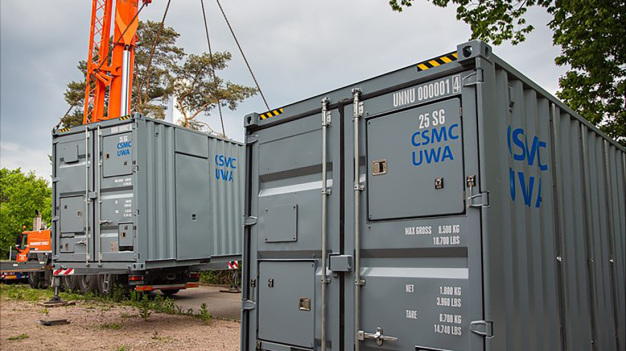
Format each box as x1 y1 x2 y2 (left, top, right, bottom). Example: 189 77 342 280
83 0 152 125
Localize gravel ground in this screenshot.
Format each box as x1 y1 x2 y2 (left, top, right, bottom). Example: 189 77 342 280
0 299 240 351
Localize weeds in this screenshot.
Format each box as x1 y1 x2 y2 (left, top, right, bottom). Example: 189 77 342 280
1 284 196 322
100 322 122 330
197 303 211 323
7 333 29 341
130 291 152 320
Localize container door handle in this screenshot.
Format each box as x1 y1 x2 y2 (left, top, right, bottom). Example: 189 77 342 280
357 327 398 346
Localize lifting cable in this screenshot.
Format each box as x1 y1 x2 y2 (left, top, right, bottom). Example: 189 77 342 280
200 0 226 136
216 0 270 110
139 0 172 113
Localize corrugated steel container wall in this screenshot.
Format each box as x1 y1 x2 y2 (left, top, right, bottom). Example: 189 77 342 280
207 137 245 259
52 115 243 272
480 53 626 350
241 40 625 351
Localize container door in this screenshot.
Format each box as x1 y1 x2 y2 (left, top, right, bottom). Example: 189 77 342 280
175 153 211 260
97 126 137 261
242 106 344 351
349 84 484 351
54 132 94 262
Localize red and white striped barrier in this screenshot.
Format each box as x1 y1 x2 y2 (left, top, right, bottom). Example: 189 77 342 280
227 261 239 270
53 268 75 276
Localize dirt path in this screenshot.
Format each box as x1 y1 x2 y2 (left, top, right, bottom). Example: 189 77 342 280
0 299 240 351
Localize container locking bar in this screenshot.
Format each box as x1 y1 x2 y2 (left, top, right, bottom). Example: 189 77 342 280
353 88 365 351
320 97 330 351
357 327 398 346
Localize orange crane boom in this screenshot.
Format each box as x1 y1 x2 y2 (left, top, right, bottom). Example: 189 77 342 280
83 0 151 125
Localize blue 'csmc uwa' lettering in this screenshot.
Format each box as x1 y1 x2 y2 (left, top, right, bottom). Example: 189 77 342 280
411 124 459 166
116 141 131 156
507 126 548 208
214 154 236 182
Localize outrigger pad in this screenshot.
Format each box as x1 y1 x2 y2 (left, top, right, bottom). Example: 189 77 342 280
37 319 70 326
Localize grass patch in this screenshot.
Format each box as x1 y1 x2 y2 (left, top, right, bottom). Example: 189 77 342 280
0 284 88 302
7 333 29 340
1 283 195 321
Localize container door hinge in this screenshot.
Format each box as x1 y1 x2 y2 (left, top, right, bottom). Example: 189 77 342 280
89 191 98 200
52 177 60 183
244 216 258 226
246 134 259 144
242 300 256 311
463 68 484 86
470 320 493 338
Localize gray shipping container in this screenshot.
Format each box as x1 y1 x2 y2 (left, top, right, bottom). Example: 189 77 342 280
241 40 625 351
52 115 243 273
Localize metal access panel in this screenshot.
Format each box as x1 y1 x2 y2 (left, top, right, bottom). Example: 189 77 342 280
367 98 465 219
242 40 625 351
175 153 211 260
59 196 85 233
261 204 298 243
52 115 244 273
102 132 133 177
258 261 316 349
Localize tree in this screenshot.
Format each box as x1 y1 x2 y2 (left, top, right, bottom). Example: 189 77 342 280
60 21 185 128
0 168 52 259
389 0 625 145
172 52 257 136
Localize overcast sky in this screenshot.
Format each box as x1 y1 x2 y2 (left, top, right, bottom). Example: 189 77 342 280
0 0 567 180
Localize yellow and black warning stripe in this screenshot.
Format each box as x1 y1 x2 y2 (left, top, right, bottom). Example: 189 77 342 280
119 115 132 121
58 128 71 133
259 108 284 120
416 52 458 72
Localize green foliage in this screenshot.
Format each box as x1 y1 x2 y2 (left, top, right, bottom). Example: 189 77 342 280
200 270 234 285
133 21 185 120
197 302 211 323
172 52 257 136
551 1 626 144
130 290 152 320
0 168 51 258
128 290 179 320
6 333 29 341
389 0 625 145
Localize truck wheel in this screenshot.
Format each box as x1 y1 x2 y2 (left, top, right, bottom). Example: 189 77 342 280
160 289 180 296
38 269 52 289
78 275 97 294
28 272 41 289
97 274 117 296
62 276 79 292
